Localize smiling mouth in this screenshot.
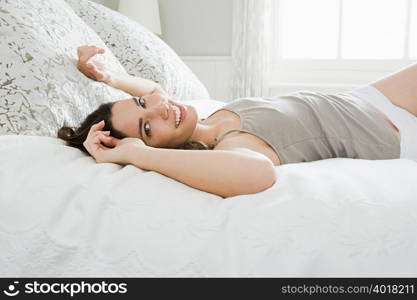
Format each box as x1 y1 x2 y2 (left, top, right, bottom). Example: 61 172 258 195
173 104 183 128
169 100 186 128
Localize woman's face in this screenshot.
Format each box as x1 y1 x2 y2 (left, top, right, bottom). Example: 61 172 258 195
110 93 198 148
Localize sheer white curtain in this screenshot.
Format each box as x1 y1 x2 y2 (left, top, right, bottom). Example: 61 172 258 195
231 0 272 99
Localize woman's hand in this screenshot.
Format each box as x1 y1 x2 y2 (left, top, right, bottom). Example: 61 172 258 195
83 120 150 166
77 45 113 84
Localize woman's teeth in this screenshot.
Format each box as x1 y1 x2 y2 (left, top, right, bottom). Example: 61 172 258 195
173 105 181 127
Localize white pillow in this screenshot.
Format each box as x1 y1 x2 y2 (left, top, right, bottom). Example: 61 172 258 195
0 0 130 136
65 0 211 101
182 99 226 120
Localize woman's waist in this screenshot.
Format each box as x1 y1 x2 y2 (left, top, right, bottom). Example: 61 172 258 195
373 107 401 139
347 86 401 139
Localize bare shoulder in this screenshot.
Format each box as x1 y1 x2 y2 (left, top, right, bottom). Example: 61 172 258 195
214 131 281 166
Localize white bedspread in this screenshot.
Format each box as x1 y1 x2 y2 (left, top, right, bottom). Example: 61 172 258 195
1 133 417 277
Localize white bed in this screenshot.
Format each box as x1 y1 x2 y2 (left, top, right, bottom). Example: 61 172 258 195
1 0 417 277
1 133 417 277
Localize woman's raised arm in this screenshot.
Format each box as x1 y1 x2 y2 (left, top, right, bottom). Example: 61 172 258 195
76 45 170 98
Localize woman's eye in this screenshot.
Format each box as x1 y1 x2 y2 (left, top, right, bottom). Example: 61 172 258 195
139 97 146 108
135 97 146 108
144 122 151 137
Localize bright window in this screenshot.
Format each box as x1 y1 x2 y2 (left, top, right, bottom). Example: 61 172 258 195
270 0 417 90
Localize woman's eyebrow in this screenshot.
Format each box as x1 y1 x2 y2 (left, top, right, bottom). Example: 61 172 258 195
138 117 143 140
132 98 144 140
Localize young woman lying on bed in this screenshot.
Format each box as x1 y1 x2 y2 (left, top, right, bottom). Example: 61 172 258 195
58 45 417 198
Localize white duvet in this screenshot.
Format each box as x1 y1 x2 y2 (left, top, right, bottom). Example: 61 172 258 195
1 101 417 277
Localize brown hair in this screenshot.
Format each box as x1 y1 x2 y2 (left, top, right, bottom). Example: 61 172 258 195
57 102 215 153
174 139 215 150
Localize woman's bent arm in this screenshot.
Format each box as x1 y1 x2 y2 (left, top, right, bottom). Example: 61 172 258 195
129 147 277 198
82 120 276 198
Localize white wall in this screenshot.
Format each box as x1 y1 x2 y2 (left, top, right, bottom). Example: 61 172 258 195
159 0 232 56
92 0 119 10
92 0 232 56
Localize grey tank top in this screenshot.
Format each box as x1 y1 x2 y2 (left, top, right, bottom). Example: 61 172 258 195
206 91 401 165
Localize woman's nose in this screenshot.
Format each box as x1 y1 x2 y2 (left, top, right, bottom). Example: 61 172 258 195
150 101 169 119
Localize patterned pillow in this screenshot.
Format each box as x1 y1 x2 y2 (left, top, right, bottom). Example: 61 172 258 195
0 0 130 136
65 0 210 101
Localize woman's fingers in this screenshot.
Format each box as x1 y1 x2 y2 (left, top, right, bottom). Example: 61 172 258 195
78 45 105 64
90 135 122 164
98 134 120 148
87 63 104 80
76 46 107 82
83 120 123 161
87 132 110 155
96 119 105 127
83 121 105 152
86 121 105 143
91 120 105 131
84 62 109 82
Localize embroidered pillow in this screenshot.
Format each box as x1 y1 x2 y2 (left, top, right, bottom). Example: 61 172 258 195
0 0 130 136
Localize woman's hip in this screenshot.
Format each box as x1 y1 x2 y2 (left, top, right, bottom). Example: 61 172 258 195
350 85 417 162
